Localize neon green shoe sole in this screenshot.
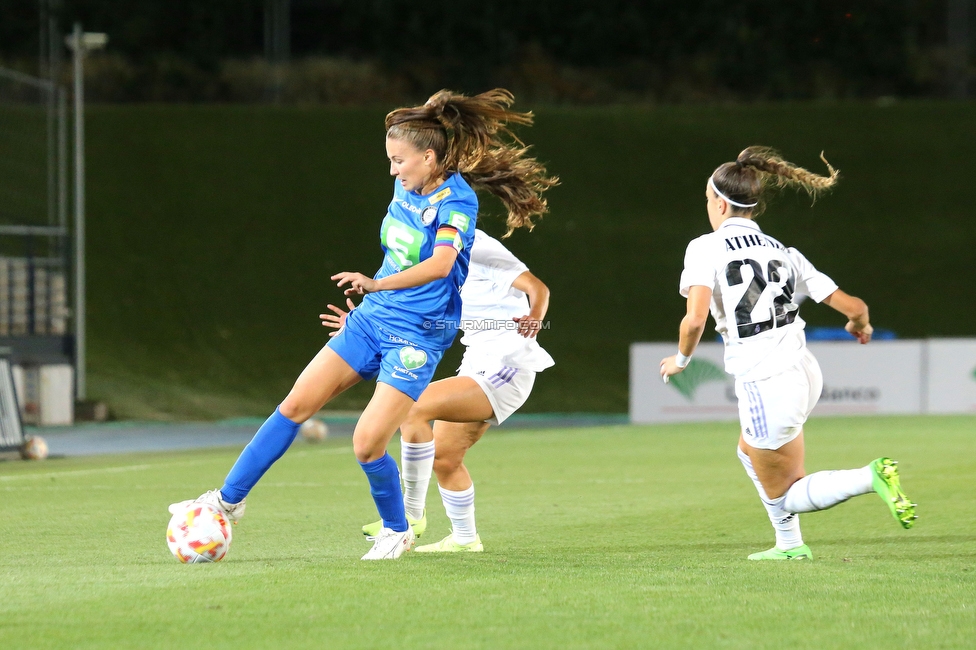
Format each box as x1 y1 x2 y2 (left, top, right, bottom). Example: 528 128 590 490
748 544 813 560
415 534 483 553
362 511 427 539
871 458 917 529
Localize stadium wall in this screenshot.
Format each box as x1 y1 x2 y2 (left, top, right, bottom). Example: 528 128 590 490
81 102 976 419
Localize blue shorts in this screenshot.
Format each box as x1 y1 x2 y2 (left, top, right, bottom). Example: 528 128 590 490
327 309 443 401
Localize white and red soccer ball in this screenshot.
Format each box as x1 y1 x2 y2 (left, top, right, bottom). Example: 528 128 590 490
21 435 48 460
166 502 232 563
300 417 329 442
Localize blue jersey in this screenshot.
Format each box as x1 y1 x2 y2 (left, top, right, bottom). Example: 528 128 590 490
354 172 478 350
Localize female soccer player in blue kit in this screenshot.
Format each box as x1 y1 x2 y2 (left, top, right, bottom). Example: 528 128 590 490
170 89 557 560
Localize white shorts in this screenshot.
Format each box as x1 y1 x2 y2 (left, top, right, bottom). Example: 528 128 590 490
735 348 823 450
458 357 536 426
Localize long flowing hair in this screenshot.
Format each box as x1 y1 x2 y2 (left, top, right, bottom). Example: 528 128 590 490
386 89 558 236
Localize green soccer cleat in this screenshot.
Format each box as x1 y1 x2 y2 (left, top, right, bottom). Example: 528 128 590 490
362 510 427 539
415 533 483 553
748 544 813 561
870 458 917 529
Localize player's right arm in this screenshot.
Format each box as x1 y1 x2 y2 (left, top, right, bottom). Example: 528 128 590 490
319 298 357 337
661 236 717 382
660 285 712 381
822 289 872 344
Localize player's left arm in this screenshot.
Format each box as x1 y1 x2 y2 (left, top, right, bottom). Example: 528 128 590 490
511 271 550 338
660 285 712 382
822 289 872 344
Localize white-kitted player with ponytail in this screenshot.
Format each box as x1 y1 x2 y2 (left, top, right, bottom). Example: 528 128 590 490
660 146 917 560
324 228 554 553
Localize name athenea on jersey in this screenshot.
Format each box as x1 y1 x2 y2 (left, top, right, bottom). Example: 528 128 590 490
724 234 785 252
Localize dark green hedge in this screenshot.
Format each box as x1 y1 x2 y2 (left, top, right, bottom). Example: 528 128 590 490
82 102 975 418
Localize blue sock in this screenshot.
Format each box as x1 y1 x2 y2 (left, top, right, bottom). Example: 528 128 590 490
359 453 408 532
220 407 300 503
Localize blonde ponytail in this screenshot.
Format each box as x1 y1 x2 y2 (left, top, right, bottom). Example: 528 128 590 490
711 146 840 216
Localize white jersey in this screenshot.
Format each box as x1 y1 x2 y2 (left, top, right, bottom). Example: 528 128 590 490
679 217 838 381
458 230 554 372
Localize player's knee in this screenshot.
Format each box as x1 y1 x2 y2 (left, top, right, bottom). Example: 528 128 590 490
433 453 462 476
353 438 384 463
398 415 428 443
278 395 313 423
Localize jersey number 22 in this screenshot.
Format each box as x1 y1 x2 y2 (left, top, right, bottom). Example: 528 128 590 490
725 259 797 338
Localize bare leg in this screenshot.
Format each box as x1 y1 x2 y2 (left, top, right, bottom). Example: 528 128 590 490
430 420 490 546
353 382 420 536
353 382 417 463
219 347 361 504
739 431 806 499
399 376 494 518
736 434 804 551
740 428 881 548
400 376 494 444
279 346 362 421
432 420 491 491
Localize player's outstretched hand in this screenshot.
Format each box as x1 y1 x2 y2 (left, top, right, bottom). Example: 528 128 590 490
846 320 873 344
320 298 357 337
659 356 685 384
332 272 378 296
513 315 543 338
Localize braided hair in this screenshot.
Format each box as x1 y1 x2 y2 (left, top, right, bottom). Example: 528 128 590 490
710 146 840 216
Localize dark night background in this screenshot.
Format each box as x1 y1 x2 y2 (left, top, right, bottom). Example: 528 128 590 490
2 1 972 103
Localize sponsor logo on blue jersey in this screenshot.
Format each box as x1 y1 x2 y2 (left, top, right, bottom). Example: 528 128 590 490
355 173 478 350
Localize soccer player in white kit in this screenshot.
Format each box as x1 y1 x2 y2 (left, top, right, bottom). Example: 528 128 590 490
324 229 553 552
660 146 917 560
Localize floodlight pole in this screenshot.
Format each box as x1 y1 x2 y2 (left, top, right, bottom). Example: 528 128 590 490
66 23 107 401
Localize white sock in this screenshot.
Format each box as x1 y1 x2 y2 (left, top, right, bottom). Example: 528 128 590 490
783 466 874 513
439 484 477 545
737 447 803 550
400 440 435 520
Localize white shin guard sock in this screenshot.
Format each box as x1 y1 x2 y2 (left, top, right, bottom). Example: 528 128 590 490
737 447 803 550
400 440 435 520
439 484 477 545
783 466 874 513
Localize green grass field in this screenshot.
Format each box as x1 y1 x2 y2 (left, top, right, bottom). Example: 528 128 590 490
2 415 973 649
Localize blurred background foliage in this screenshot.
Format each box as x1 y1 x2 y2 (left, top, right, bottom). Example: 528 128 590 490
1 1 971 104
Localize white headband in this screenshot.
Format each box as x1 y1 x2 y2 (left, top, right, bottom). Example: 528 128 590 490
709 176 758 209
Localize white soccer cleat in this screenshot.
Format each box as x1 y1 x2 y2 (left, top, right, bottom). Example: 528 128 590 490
168 489 246 524
361 526 415 560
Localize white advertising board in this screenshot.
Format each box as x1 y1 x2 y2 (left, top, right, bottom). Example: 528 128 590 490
926 339 976 414
808 341 923 416
630 340 926 424
630 342 735 424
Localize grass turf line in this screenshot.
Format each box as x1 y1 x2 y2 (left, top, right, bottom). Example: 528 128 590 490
0 415 973 649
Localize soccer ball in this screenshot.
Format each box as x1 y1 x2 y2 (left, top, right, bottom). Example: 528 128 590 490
166 502 233 563
21 435 48 460
300 417 329 442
